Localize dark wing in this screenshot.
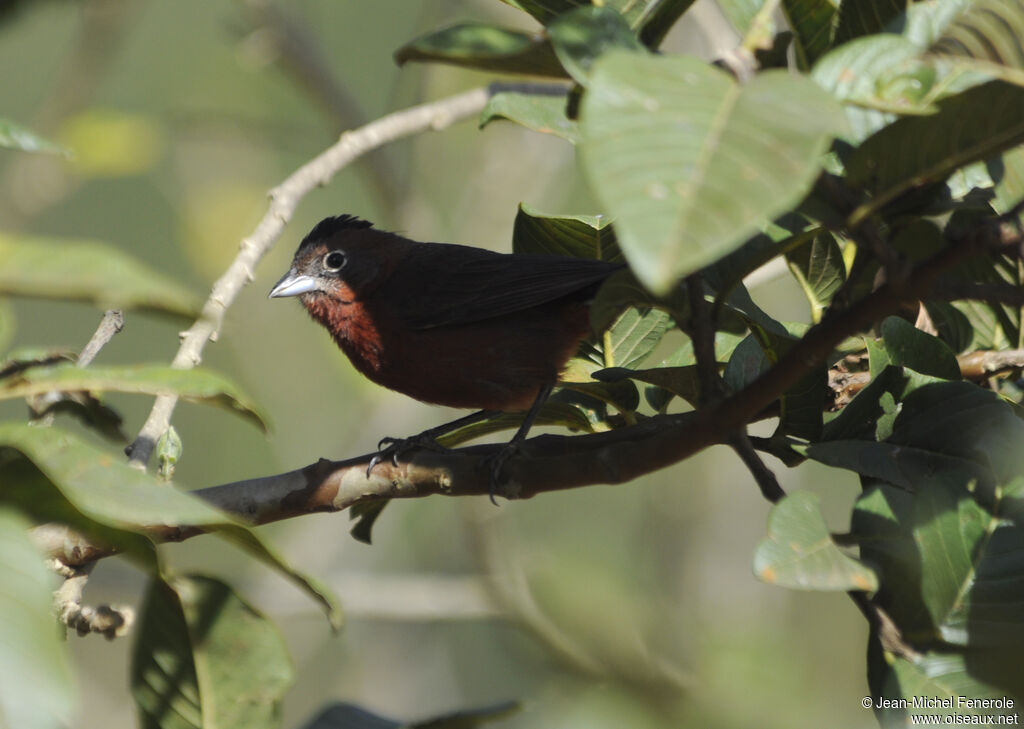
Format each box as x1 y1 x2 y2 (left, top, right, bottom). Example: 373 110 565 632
388 243 624 330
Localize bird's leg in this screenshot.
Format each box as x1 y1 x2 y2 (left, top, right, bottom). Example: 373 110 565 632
367 409 498 476
486 383 553 504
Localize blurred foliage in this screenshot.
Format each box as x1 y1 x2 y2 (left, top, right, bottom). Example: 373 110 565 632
2 1 1024 729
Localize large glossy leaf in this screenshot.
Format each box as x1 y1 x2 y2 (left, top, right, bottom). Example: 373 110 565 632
0 232 200 317
580 52 846 293
0 508 74 729
754 491 878 591
480 90 578 142
512 203 620 261
782 0 838 67
0 424 341 627
0 363 267 431
132 575 293 729
548 6 644 84
0 118 68 155
846 81 1024 222
393 24 565 77
929 0 1024 87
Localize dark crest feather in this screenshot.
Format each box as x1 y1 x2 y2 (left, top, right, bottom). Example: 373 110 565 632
299 215 374 250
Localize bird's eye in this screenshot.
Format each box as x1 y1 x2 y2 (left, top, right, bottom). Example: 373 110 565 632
323 251 346 271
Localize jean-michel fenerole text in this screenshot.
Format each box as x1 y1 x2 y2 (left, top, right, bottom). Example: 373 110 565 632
875 696 1016 712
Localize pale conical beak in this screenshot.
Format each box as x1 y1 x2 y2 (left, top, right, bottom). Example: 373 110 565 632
269 270 318 298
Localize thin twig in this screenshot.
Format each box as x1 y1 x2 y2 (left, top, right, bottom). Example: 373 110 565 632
50 561 134 640
125 85 498 467
729 432 785 503
77 309 125 367
686 274 723 406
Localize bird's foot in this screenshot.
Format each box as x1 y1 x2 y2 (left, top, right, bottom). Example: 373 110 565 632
366 433 449 477
483 442 521 505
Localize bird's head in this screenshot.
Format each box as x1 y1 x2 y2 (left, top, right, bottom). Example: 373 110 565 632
269 215 398 304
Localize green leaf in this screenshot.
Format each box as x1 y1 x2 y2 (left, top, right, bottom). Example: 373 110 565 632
784 231 845 322
499 0 589 25
0 508 75 729
480 90 579 142
901 0 975 47
754 491 878 591
0 118 69 156
879 316 961 380
512 203 620 260
132 575 294 729
871 649 1016 724
811 34 928 142
548 6 645 84
782 0 839 67
393 23 565 77
0 424 341 627
593 364 701 405
847 81 1024 223
0 363 268 432
599 305 671 369
580 53 847 293
297 700 520 729
0 232 201 317
929 0 1024 87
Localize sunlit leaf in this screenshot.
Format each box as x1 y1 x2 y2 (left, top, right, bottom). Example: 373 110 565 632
754 491 878 591
580 52 846 293
929 0 1024 87
784 231 845 322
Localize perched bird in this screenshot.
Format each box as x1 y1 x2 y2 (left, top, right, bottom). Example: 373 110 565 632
269 214 621 482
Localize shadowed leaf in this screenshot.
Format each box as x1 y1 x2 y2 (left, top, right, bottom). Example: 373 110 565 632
394 24 565 77
132 575 293 729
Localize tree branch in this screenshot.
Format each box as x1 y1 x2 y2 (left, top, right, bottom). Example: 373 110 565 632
40 219 1013 566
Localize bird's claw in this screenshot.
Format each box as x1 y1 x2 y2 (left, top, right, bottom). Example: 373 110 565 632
366 433 448 478
484 443 520 506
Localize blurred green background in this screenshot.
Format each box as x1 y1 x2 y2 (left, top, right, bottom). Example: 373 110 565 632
1 1 872 727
